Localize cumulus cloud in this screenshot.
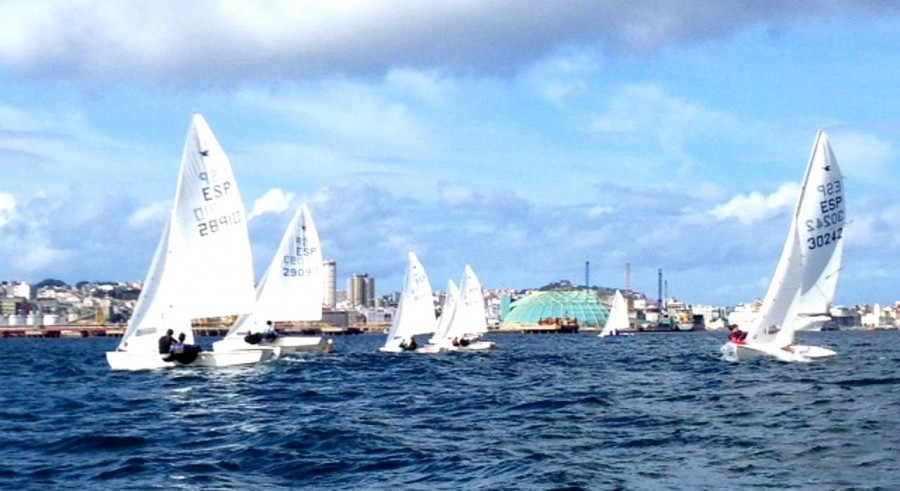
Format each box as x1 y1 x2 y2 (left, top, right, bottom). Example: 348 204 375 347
248 188 296 220
710 182 800 224
1 1 897 87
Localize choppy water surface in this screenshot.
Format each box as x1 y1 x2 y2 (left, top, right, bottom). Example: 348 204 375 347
1 331 899 489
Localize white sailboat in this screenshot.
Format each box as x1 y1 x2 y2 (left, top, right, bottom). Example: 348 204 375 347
379 252 437 353
421 265 495 352
212 203 332 356
107 114 265 370
430 280 460 344
724 131 844 362
442 265 495 351
599 290 632 338
416 280 459 354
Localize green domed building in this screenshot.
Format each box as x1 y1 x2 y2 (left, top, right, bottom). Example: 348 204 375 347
501 290 609 329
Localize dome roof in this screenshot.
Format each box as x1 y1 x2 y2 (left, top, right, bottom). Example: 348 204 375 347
502 290 609 327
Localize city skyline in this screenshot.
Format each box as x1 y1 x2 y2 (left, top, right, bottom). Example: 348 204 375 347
1 2 900 305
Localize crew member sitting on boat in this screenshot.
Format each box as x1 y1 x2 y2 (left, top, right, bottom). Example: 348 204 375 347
158 329 176 354
263 320 279 341
459 336 470 347
728 324 748 344
166 333 203 363
400 336 417 351
244 330 263 345
451 337 460 347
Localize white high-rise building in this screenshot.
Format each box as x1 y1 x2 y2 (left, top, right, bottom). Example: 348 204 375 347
323 260 336 309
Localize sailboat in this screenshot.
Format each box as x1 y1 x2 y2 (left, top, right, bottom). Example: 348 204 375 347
212 203 332 356
440 265 495 351
723 131 844 362
379 252 437 353
424 279 460 347
599 290 633 338
107 114 266 370
420 266 495 352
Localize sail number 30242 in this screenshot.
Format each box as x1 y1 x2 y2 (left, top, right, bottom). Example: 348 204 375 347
807 227 842 250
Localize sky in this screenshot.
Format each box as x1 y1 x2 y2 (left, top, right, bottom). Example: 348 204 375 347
0 0 899 306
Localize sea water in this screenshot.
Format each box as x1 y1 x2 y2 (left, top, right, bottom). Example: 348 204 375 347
1 331 899 489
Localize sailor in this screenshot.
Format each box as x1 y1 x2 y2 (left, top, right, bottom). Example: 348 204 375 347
168 333 202 363
451 337 460 347
158 329 176 354
459 336 470 347
170 333 187 354
263 320 278 341
244 330 263 345
728 324 748 344
405 336 417 351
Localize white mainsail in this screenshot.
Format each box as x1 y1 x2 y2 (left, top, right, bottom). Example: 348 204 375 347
745 130 845 348
223 203 324 340
442 265 488 342
115 114 256 355
381 252 436 350
599 290 629 337
429 280 459 345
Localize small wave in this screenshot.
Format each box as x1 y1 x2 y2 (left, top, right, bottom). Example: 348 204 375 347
832 377 900 388
508 396 610 413
41 434 149 454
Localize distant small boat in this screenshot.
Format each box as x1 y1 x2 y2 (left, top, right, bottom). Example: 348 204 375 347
107 114 265 370
724 131 843 362
379 252 437 353
599 290 632 338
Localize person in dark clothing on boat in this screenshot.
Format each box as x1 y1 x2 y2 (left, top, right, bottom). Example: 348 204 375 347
158 329 176 354
170 333 187 354
459 337 470 347
728 324 748 344
167 333 202 363
244 330 263 345
403 336 417 351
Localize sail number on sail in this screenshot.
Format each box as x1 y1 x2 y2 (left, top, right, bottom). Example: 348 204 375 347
193 172 243 237
282 237 319 277
805 178 844 250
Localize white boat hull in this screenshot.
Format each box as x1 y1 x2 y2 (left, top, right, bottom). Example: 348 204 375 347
379 345 408 353
723 342 837 363
598 332 634 338
106 349 269 371
789 344 837 359
416 340 497 353
447 341 496 351
416 344 446 354
212 336 333 355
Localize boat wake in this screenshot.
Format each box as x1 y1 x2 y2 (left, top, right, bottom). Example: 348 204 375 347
719 343 738 363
